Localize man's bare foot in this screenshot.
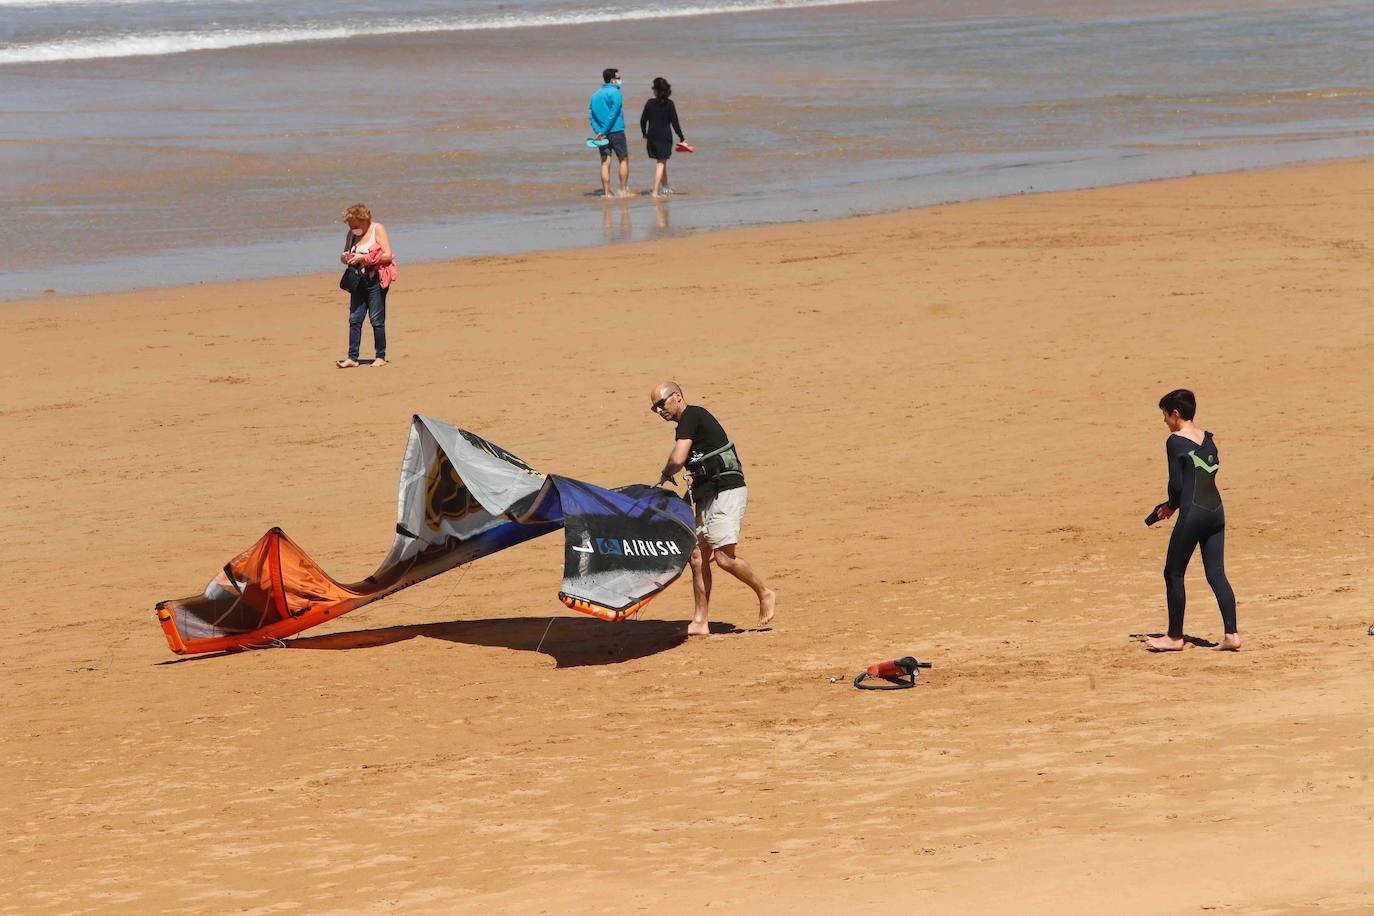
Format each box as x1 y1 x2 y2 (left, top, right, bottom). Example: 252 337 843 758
757 588 776 627
1145 635 1186 651
336 358 360 369
1218 632 1242 651
372 358 388 368
686 619 710 636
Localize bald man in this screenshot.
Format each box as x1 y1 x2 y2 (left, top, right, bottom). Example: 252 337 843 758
650 381 776 634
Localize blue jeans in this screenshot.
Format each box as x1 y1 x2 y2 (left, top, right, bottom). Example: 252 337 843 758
348 273 387 360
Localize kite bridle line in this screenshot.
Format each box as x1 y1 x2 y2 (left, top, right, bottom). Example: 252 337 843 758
534 615 557 657
260 558 475 651
242 637 289 651
380 560 472 614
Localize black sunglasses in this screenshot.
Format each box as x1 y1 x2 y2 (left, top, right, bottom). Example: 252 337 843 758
651 393 675 412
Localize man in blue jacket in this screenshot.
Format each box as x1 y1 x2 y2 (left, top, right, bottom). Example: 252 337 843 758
589 67 630 197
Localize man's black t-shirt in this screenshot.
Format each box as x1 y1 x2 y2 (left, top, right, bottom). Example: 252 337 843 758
674 405 745 503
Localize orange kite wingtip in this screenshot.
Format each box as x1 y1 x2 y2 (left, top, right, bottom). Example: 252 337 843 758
558 591 661 623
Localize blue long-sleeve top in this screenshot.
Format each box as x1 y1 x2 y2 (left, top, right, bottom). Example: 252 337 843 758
589 82 625 135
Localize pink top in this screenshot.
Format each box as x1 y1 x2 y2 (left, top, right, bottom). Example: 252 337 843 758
347 226 398 289
363 245 398 289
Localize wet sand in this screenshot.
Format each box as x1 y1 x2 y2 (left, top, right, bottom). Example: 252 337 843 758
4 159 1374 912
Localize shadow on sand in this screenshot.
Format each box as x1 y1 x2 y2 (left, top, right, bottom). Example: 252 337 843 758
285 616 745 668
1129 632 1220 649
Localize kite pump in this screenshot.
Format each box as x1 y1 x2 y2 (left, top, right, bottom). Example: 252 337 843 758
853 656 932 690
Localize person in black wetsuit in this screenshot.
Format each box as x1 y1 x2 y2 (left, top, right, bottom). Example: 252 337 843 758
1146 389 1241 652
639 77 685 199
650 380 776 635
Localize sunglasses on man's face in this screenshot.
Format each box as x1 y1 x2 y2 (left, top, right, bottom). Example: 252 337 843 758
651 393 675 412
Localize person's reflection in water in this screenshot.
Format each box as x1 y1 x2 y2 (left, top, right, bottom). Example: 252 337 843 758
653 196 670 231
602 199 632 242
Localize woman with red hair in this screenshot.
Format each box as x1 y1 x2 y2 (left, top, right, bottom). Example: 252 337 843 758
337 203 395 368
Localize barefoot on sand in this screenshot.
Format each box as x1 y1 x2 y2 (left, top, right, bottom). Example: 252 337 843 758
686 620 711 637
372 358 388 368
336 358 360 369
1145 635 1186 651
1218 633 1242 651
758 588 776 627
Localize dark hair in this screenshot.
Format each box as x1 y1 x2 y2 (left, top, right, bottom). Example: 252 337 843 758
652 76 672 102
1158 388 1197 420
603 68 619 83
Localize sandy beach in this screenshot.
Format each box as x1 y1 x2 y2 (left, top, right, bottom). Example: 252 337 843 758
4 159 1374 912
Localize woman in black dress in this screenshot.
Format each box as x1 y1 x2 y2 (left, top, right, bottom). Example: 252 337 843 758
640 77 685 198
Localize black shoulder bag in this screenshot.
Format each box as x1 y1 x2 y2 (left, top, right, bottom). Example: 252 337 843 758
339 232 364 292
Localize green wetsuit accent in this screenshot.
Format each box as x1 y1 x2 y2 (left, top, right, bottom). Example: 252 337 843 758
1188 450 1219 474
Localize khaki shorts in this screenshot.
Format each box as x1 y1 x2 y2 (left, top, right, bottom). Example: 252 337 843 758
695 486 747 549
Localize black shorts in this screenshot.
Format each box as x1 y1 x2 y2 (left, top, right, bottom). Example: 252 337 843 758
599 131 628 159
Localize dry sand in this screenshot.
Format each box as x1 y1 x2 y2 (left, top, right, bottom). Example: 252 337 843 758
4 160 1373 913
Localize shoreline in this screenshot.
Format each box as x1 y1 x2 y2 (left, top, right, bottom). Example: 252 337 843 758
6 158 1374 912
12 136 1374 303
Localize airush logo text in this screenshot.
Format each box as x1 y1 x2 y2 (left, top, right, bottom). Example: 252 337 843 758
573 538 683 557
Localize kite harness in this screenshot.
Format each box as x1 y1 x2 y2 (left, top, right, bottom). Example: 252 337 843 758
686 441 743 489
853 656 932 690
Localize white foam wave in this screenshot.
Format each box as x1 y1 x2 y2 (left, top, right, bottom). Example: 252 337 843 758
0 0 887 64
0 0 252 6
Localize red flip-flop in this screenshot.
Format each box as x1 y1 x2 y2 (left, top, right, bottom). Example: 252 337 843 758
675 141 695 153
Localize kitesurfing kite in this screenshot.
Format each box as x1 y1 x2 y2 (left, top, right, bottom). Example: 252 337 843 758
155 415 697 655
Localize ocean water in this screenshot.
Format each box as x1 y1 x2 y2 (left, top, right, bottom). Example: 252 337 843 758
3 0 1374 298
0 0 889 63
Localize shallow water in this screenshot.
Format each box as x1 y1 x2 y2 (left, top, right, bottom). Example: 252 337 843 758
3 0 1373 298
